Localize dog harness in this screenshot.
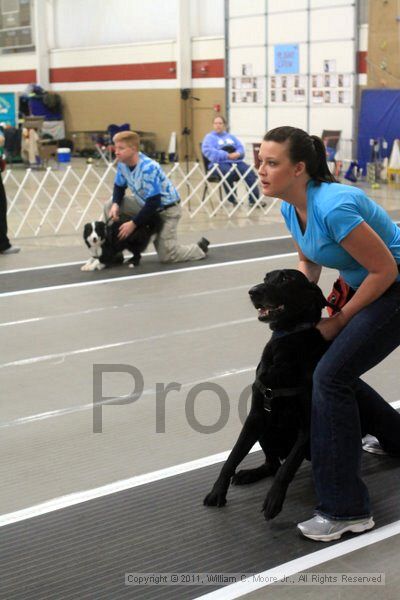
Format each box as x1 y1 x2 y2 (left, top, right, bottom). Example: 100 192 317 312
254 380 308 412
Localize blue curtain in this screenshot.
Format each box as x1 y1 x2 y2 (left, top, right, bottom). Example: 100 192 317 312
358 89 400 171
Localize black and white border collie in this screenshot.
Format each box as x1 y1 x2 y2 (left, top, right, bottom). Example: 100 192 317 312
81 217 162 272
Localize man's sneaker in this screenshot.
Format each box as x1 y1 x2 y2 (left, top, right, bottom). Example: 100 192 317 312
297 514 375 542
197 237 210 254
0 246 20 255
362 435 388 455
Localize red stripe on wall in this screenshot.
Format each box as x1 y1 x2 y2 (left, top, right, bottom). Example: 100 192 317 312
50 62 177 83
0 70 36 84
192 59 224 78
357 51 367 74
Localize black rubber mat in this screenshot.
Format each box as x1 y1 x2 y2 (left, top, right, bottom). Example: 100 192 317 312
0 238 296 294
1 451 399 599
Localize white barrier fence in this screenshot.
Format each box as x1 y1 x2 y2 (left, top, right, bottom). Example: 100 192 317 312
3 161 279 239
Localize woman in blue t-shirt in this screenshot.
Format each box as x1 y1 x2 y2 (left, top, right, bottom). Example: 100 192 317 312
258 125 400 542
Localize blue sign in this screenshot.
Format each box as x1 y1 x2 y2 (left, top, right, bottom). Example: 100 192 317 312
0 93 17 126
274 44 299 74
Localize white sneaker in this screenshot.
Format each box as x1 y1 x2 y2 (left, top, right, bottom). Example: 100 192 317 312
297 514 375 542
362 435 387 455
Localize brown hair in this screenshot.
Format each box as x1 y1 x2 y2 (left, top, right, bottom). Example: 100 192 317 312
263 126 337 184
113 130 140 148
213 116 227 125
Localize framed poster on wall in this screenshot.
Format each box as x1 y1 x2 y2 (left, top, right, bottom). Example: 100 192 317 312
0 93 17 126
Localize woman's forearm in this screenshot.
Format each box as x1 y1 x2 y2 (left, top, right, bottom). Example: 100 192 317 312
340 270 398 325
298 259 322 284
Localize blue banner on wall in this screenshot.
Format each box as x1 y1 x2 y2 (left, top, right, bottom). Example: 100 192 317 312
358 89 400 171
0 93 17 126
274 44 299 74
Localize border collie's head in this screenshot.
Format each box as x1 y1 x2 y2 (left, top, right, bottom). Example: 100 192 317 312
83 222 107 252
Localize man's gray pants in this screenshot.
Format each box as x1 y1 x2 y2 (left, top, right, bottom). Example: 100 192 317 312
103 197 205 263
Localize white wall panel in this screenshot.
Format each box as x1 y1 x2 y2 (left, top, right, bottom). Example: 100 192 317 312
0 53 35 70
230 47 266 76
53 0 223 50
267 12 308 44
192 37 224 60
229 106 266 136
267 107 308 130
229 0 265 17
309 41 354 71
268 0 307 12
190 0 224 37
311 0 353 7
310 6 354 41
229 16 266 46
50 41 176 68
359 24 368 52
53 0 178 48
309 107 353 139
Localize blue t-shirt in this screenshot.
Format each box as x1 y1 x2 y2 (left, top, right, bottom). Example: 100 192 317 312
281 181 400 289
115 152 179 208
201 131 245 165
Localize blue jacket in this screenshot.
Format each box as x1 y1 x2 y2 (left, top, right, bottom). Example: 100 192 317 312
201 131 245 165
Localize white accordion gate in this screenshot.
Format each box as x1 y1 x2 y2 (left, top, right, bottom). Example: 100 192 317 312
3 162 278 238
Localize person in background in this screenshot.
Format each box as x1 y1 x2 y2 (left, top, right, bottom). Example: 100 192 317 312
103 130 209 263
258 125 400 542
0 161 20 255
201 116 263 207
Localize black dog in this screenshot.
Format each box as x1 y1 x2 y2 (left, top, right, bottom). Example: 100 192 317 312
204 269 336 520
81 216 162 271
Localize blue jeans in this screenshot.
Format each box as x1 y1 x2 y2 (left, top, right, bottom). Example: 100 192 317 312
311 281 400 520
217 161 260 205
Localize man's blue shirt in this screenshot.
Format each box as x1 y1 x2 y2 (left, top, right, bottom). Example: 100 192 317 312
114 152 179 207
281 181 400 289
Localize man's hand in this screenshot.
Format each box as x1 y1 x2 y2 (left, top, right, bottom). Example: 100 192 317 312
118 220 136 241
109 203 120 222
228 152 241 160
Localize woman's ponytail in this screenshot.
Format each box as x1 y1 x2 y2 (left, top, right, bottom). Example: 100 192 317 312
309 135 337 183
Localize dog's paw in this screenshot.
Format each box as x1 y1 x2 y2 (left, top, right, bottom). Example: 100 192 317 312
81 259 94 271
203 480 230 507
262 483 286 521
82 259 105 271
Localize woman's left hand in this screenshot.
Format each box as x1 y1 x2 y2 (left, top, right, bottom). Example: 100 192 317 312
316 314 346 341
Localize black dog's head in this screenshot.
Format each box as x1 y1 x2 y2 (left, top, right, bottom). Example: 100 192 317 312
83 221 107 250
249 269 335 330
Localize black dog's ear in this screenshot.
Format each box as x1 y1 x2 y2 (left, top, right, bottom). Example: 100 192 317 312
83 223 91 247
96 222 106 238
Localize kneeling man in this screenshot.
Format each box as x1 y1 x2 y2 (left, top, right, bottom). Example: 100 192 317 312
104 131 209 263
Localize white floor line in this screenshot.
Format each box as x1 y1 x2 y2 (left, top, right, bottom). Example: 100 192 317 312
0 317 255 370
1 399 399 528
0 235 291 276
0 252 297 298
196 521 400 600
0 365 254 429
0 443 261 528
0 283 252 329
